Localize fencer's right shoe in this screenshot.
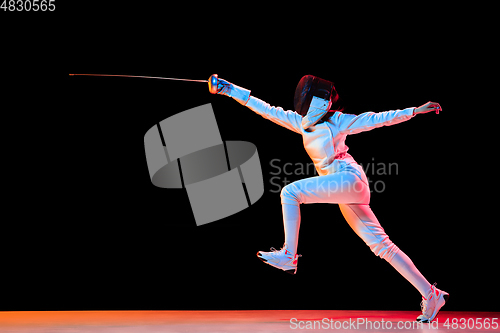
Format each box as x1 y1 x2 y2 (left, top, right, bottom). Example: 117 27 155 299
416 283 449 323
256 244 301 275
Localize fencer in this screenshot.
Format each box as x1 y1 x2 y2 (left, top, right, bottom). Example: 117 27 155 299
215 75 448 323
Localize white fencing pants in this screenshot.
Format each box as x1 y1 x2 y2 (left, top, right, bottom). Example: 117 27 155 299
280 162 431 297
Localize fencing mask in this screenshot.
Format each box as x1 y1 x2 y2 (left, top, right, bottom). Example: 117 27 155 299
294 75 338 129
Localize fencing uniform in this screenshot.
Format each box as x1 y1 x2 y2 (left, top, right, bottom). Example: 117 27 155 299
247 95 412 258
215 78 447 314
245 95 435 298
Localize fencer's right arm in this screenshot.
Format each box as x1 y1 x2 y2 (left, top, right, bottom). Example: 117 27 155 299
216 78 302 134
245 97 303 134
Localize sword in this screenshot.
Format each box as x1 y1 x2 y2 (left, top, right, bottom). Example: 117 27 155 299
69 73 220 94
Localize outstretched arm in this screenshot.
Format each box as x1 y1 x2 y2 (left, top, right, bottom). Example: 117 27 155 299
336 101 441 135
215 77 303 134
245 97 302 134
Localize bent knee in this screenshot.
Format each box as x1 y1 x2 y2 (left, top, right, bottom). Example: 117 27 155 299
281 183 301 205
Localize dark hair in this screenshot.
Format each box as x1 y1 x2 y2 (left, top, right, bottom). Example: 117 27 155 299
294 75 336 117
294 75 344 122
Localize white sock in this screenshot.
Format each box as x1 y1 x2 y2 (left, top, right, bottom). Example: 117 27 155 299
389 250 432 297
282 203 301 255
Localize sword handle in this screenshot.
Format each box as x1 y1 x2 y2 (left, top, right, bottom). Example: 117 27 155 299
208 74 218 94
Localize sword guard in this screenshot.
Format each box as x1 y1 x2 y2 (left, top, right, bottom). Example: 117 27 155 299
208 74 218 94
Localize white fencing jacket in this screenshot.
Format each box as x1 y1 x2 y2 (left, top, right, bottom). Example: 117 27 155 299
245 96 415 176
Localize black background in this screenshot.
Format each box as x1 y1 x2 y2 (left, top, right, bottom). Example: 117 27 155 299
1 3 497 312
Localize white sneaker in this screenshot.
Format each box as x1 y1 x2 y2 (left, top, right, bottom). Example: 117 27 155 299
256 244 301 275
416 283 449 323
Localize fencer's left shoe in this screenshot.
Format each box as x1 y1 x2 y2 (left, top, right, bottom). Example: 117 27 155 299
416 283 449 323
256 244 301 275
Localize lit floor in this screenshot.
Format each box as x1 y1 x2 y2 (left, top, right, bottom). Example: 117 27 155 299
0 310 498 332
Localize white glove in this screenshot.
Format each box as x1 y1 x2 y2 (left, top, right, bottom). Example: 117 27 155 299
216 78 251 105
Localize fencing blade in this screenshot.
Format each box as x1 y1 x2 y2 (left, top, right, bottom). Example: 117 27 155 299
69 73 208 83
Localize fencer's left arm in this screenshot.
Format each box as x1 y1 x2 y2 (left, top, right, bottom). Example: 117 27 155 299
335 108 416 135
336 101 441 135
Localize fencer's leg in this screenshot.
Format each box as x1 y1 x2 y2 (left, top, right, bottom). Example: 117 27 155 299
256 200 301 274
390 250 432 297
339 204 432 297
282 203 300 255
279 172 369 256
